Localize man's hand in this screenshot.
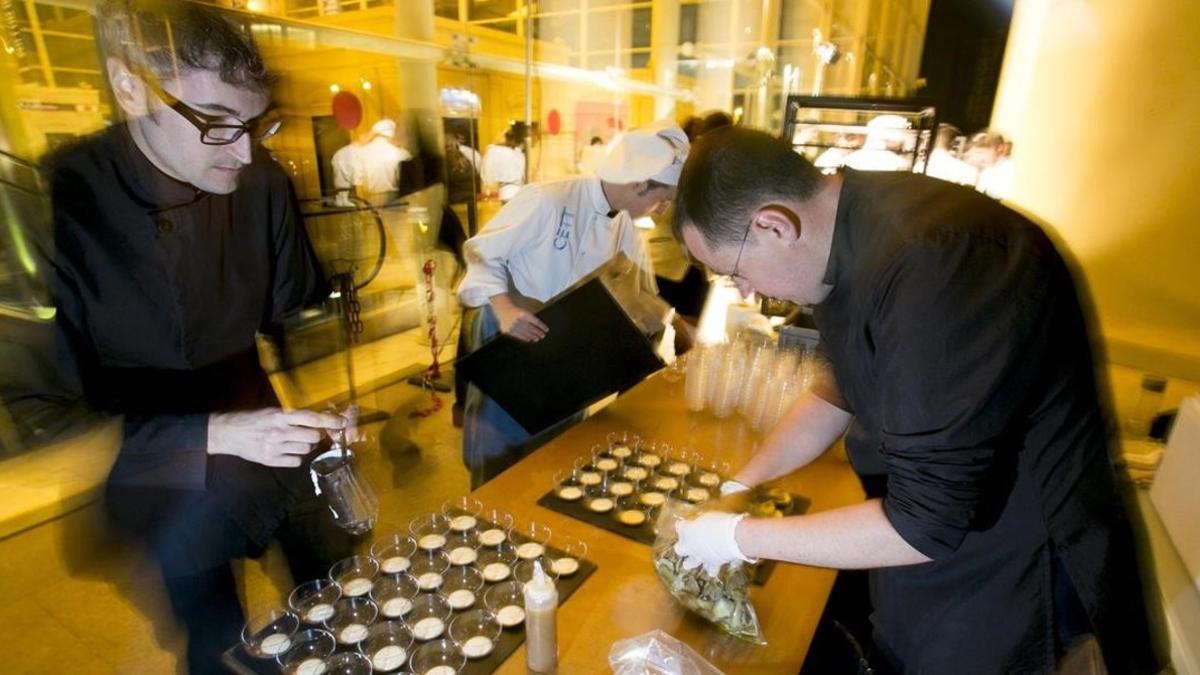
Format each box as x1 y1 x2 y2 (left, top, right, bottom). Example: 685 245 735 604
673 511 755 576
208 408 346 468
491 294 548 342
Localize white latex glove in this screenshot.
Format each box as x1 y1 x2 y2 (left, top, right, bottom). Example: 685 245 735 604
673 512 755 576
719 479 751 496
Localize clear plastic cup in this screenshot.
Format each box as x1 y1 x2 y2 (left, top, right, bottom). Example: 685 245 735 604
512 521 552 561
327 596 378 646
359 620 414 673
323 651 373 674
476 508 514 548
289 578 342 625
407 593 453 641
441 565 485 611
372 572 420 619
441 496 484 534
276 628 335 675
328 555 379 599
409 549 451 592
477 543 517 583
482 580 526 628
371 534 418 575
449 608 502 660
241 607 299 658
546 536 587 578
409 638 466 674
409 514 452 552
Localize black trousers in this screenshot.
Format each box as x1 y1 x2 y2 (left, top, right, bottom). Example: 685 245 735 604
115 487 354 675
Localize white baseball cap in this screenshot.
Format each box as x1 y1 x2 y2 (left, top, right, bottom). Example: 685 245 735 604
596 120 690 186
371 118 397 138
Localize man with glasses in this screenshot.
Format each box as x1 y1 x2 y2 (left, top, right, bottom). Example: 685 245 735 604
43 2 351 672
669 128 1160 674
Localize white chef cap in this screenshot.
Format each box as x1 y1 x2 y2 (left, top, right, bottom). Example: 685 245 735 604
596 120 690 186
371 118 397 138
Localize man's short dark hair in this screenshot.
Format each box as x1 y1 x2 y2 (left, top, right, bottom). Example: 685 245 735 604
673 126 823 247
98 0 274 93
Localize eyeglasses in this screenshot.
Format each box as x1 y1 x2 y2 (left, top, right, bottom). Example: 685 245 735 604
729 217 753 281
147 80 282 146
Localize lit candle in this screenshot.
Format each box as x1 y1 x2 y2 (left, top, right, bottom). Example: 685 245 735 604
668 462 690 476
588 497 614 513
610 444 632 458
654 477 679 491
638 454 661 467
579 471 602 486
698 472 721 487
595 458 618 472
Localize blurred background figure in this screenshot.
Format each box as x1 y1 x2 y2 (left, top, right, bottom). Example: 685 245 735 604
923 123 978 186
966 130 1014 199
43 2 356 672
843 114 911 171
482 127 526 202
576 135 605 176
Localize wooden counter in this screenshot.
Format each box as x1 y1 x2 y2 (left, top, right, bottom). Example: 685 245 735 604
472 372 865 674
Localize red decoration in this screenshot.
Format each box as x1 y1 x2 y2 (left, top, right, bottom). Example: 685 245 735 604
331 91 363 130
546 109 561 135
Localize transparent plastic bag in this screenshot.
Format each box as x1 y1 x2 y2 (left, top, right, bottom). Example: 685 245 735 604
608 629 724 675
652 497 766 644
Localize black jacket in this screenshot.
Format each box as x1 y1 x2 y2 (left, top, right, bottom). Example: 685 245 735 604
813 170 1160 674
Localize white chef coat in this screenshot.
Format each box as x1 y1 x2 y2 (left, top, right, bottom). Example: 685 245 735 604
482 144 526 188
457 176 655 309
923 149 979 186
358 136 412 195
331 143 361 190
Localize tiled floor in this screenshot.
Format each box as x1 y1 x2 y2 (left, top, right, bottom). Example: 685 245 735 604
1 325 470 674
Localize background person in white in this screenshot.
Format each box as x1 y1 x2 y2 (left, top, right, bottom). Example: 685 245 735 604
456 121 688 488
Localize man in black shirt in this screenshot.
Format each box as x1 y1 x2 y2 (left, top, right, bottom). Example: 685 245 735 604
670 128 1160 674
45 2 351 672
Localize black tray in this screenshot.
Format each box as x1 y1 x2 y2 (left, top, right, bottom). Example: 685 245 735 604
536 487 808 585
222 541 596 674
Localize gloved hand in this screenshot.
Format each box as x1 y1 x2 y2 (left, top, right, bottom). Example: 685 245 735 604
673 512 755 576
719 479 751 496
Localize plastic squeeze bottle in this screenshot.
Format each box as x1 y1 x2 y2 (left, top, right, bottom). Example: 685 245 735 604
523 560 558 674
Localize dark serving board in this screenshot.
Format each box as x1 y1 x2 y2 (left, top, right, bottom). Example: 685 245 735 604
536 488 808 586
222 537 596 674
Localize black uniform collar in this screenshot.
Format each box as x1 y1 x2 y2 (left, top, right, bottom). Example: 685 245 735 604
822 169 864 289
110 124 207 211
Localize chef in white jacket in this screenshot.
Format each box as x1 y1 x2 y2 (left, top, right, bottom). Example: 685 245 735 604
456 120 689 488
